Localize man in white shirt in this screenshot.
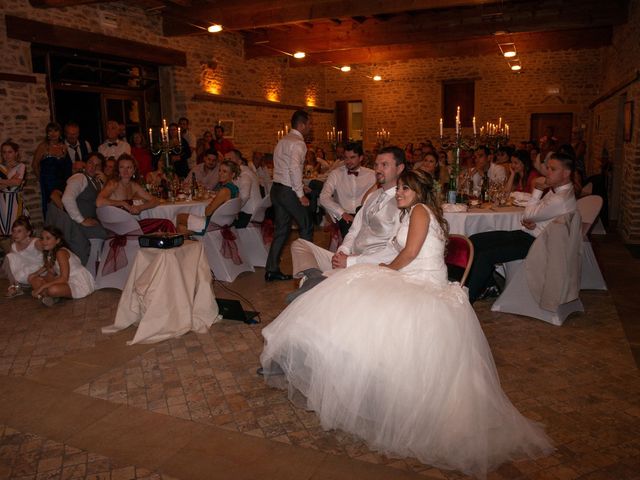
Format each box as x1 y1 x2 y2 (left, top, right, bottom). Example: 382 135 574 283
224 149 261 228
467 152 577 303
47 152 107 265
179 117 197 169
98 120 131 160
471 146 506 193
290 146 405 284
320 142 376 238
188 149 219 190
249 151 272 197
265 110 314 281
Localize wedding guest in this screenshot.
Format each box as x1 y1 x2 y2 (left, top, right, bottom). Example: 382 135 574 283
103 157 116 179
3 216 42 297
260 169 552 479
28 225 94 306
504 149 541 194
178 117 197 168
63 121 91 163
467 152 577 302
265 110 314 281
315 147 331 172
187 149 219 190
146 155 168 187
98 120 131 160
97 154 158 215
32 122 69 218
319 142 376 237
51 152 107 265
195 130 213 164
1 140 27 236
290 146 405 293
303 149 321 178
250 151 272 196
130 131 153 178
175 160 239 235
225 149 261 228
212 124 235 155
167 123 191 178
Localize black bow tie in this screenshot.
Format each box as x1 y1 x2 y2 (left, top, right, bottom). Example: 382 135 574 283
347 170 359 176
108 142 118 147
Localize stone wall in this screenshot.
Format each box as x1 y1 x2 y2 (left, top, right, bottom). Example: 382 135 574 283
590 0 640 243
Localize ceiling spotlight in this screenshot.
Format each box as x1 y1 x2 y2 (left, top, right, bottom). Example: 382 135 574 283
498 42 517 58
293 51 306 59
503 50 516 58
373 75 382 81
207 24 223 33
340 65 351 72
511 64 522 71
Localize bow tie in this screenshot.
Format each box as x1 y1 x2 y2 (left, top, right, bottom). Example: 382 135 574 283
108 142 118 147
347 170 359 176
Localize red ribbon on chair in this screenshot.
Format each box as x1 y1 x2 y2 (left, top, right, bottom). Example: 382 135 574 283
139 218 177 234
250 218 274 246
102 235 130 275
219 225 243 265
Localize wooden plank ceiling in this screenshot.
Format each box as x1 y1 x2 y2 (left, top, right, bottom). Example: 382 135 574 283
30 0 629 66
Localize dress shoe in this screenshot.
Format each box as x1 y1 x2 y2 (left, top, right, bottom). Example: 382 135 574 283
265 271 293 282
256 364 285 376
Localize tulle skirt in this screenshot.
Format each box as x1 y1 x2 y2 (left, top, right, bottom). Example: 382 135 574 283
261 264 553 478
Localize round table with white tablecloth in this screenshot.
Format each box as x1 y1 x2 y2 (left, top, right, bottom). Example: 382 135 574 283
137 199 209 223
444 206 524 236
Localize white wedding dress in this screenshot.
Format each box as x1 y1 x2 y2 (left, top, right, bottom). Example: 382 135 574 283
260 204 553 478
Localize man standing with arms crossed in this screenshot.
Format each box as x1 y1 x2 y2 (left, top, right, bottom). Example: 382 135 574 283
265 110 313 281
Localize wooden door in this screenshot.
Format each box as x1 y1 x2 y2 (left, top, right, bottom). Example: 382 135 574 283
530 113 573 145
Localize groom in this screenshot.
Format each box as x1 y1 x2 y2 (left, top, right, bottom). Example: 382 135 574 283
288 146 405 297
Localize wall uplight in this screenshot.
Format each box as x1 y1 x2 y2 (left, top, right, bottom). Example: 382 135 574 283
293 51 306 59
340 65 351 72
207 24 223 33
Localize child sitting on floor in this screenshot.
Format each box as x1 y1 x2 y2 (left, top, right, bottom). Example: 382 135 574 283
3 216 42 297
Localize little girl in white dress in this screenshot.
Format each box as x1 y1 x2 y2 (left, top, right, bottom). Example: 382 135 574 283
261 170 553 478
28 225 94 306
3 216 42 297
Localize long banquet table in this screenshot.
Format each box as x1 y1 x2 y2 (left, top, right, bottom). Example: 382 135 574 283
444 205 524 236
138 199 209 223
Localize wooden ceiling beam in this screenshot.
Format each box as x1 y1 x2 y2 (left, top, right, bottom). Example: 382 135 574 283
281 27 612 66
243 0 626 57
161 0 491 36
29 0 108 6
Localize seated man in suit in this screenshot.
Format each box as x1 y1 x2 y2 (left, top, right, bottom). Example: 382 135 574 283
466 152 577 303
288 146 405 300
319 142 376 238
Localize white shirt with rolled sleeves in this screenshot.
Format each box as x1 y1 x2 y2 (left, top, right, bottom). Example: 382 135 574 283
338 186 400 268
320 165 376 220
522 182 576 237
272 129 306 198
61 173 98 224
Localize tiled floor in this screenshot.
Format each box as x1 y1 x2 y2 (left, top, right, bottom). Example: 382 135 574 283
1 232 639 479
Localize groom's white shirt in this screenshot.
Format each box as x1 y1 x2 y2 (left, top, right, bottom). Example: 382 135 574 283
290 186 400 275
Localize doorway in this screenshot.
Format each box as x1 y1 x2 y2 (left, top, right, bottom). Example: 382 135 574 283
530 113 573 145
335 100 363 144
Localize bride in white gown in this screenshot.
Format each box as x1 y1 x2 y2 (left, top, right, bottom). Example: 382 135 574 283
260 169 553 478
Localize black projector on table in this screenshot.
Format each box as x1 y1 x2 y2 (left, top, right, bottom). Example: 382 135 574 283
138 233 185 249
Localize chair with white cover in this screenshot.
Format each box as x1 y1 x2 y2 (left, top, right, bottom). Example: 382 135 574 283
94 206 143 290
491 212 584 326
576 195 607 290
200 197 254 282
235 195 272 267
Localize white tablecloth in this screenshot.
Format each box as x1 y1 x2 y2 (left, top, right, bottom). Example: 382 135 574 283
444 206 524 236
138 199 209 223
102 240 220 344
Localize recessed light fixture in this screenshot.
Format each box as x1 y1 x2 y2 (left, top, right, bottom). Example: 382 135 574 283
340 65 351 72
511 64 521 71
373 75 382 81
207 24 223 33
293 51 306 59
504 50 516 58
498 42 517 58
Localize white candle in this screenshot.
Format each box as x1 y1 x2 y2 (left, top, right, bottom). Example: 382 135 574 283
498 117 502 130
148 128 153 147
439 118 443 138
472 116 476 135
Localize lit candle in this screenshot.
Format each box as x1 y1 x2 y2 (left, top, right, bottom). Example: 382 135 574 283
498 117 502 130
177 126 181 140
439 118 443 138
472 116 476 135
148 128 153 147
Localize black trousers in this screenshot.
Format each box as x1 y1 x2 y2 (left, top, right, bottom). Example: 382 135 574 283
467 230 535 303
266 183 313 273
337 218 353 238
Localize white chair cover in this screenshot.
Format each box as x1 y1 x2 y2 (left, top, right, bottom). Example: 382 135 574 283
86 238 104 278
94 206 143 290
235 195 272 268
200 198 254 282
576 195 607 290
492 213 584 326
